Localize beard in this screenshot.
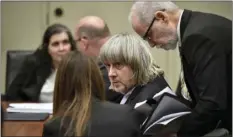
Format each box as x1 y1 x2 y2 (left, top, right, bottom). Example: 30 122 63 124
155 24 179 50
163 37 178 50
159 29 179 50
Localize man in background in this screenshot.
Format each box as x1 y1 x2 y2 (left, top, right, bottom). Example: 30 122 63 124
75 16 122 102
128 1 232 136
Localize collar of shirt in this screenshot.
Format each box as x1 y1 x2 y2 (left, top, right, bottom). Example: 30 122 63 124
177 10 184 47
120 86 136 104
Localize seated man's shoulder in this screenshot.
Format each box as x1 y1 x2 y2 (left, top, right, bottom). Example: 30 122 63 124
152 75 169 87
144 75 170 94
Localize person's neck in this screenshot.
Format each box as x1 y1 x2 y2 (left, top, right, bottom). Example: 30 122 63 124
171 9 183 28
53 61 59 70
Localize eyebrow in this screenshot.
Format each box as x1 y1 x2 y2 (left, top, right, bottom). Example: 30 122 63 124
51 38 69 44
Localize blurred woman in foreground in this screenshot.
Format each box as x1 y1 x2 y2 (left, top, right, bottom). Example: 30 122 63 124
42 51 141 137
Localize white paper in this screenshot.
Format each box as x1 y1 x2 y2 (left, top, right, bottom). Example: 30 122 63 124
134 100 147 109
155 111 191 125
153 87 176 101
134 87 175 109
6 108 53 114
143 111 191 133
7 103 53 114
159 116 180 125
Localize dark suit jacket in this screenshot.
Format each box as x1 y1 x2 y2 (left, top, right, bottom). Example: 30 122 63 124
177 9 232 136
42 99 142 137
98 62 123 102
113 75 169 107
5 52 52 102
125 75 169 106
120 75 170 123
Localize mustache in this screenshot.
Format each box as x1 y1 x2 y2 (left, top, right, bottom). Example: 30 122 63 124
108 73 136 90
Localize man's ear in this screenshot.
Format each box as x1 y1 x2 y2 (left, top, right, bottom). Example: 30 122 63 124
154 11 169 23
81 36 89 50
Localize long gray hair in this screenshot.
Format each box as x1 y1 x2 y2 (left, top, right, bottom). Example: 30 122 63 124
99 32 164 85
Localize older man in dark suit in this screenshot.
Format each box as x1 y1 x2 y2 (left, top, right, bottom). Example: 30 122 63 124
128 1 232 136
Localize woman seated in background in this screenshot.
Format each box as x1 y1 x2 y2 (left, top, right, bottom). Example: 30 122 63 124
5 23 77 102
42 51 141 137
99 32 171 106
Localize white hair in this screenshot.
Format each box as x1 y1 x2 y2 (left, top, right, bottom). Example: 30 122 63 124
129 1 179 26
99 32 164 85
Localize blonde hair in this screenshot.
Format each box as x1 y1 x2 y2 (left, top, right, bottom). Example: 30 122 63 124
99 32 164 85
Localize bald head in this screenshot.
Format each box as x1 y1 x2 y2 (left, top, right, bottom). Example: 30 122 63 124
76 16 110 39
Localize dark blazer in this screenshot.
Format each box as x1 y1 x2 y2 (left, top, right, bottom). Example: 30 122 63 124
121 75 170 123
98 62 123 102
126 75 169 106
114 75 169 107
177 9 232 136
42 99 142 137
5 52 52 102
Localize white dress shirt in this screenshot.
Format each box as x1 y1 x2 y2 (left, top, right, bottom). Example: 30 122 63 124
177 10 192 101
120 87 135 104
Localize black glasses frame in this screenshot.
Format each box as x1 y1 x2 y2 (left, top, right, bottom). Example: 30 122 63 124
142 9 166 40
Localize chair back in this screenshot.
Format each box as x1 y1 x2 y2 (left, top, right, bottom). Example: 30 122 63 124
6 50 34 90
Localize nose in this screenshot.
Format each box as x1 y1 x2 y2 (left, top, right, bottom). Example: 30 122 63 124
58 44 64 51
147 39 157 48
108 65 117 77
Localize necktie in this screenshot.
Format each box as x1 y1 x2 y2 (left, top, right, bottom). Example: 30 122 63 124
178 45 192 101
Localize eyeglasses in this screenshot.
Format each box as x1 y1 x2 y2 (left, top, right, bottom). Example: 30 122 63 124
75 38 81 43
143 17 156 40
143 9 165 40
